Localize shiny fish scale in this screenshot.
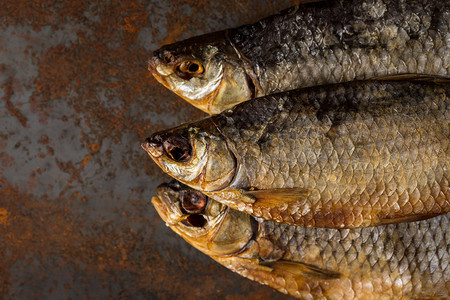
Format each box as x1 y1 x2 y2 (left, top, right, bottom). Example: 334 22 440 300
253 215 449 298
150 0 450 115
213 81 449 227
153 180 449 298
231 0 449 97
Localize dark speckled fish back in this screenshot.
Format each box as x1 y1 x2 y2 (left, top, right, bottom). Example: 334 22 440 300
229 0 449 98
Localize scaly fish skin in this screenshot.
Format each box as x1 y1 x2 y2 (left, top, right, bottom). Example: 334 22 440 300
143 80 450 228
153 181 450 299
149 0 450 114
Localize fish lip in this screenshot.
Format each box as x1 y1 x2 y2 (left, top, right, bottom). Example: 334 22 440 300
151 196 169 223
151 195 163 207
151 196 178 226
147 57 158 74
147 56 172 87
153 185 183 226
141 139 163 158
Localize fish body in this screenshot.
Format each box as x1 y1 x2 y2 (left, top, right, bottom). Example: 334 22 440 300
149 0 450 113
153 181 450 299
143 80 450 228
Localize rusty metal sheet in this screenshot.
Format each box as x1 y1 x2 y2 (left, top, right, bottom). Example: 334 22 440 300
0 1 300 299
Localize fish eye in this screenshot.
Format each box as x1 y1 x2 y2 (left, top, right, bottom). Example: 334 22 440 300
177 61 204 75
162 135 192 162
182 214 207 227
181 191 207 214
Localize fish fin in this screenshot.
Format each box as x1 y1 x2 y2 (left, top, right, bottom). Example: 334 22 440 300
377 212 446 225
212 256 341 299
241 188 311 206
206 189 256 204
369 73 450 83
261 260 341 280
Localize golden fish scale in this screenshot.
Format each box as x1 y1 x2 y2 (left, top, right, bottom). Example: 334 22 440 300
216 214 450 299
213 81 449 227
154 182 449 298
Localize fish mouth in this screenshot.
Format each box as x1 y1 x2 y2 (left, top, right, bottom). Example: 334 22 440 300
142 145 166 178
147 56 158 74
151 196 172 224
152 190 184 226
141 137 164 158
147 56 173 88
147 55 161 76
142 132 193 165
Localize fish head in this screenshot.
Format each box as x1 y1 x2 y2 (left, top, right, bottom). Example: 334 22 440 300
149 32 255 114
142 120 237 192
152 180 254 256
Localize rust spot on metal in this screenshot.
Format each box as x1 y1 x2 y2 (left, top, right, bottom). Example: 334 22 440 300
0 178 286 298
2 77 28 127
91 143 100 152
0 208 9 225
0 0 298 298
0 152 14 168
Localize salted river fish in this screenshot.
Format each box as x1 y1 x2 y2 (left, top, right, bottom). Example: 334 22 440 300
143 80 449 229
149 0 449 114
152 181 450 299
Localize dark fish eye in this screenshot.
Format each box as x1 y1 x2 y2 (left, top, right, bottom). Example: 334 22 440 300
182 214 207 228
181 191 208 213
188 63 199 72
177 61 204 75
162 135 192 162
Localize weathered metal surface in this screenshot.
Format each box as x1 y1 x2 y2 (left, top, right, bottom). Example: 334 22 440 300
0 1 300 299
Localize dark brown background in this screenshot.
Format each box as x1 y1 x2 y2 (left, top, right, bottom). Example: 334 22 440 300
0 1 302 299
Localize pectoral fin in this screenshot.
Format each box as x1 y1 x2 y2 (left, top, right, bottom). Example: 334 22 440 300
261 260 341 280
241 188 311 206
209 188 310 206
